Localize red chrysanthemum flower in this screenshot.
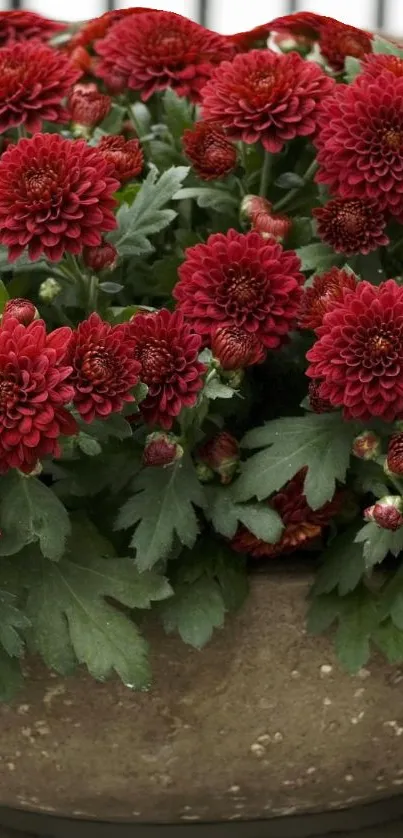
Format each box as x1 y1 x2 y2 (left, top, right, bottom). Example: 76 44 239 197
129 309 206 430
298 267 357 331
0 10 64 46
201 49 334 153
362 54 403 80
3 298 38 327
0 317 76 474
211 326 265 370
95 11 234 101
268 13 372 71
226 23 272 52
182 122 237 181
306 280 403 421
197 431 240 484
66 313 141 423
97 135 143 183
67 8 151 54
83 241 117 273
387 433 403 476
230 469 341 558
0 134 119 263
315 72 403 219
69 84 111 128
143 431 183 468
174 229 303 351
313 198 388 255
0 41 81 135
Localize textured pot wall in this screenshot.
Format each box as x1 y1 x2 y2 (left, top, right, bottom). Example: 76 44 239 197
0 572 403 824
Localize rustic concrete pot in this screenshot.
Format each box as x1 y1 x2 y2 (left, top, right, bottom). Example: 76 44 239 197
0 571 403 832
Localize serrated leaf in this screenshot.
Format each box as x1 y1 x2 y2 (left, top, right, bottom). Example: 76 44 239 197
80 412 133 441
0 591 29 657
345 56 362 82
109 165 189 257
313 527 367 597
204 378 235 400
374 619 403 664
335 589 378 673
206 486 283 542
295 243 338 271
307 593 341 635
160 576 225 648
0 649 23 702
215 550 249 612
163 88 194 141
25 516 171 685
173 187 238 213
0 473 70 561
275 172 305 189
234 413 355 510
115 455 206 570
355 521 403 568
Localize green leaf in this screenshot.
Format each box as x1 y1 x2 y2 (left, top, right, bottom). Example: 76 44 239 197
355 521 403 568
345 56 362 82
0 649 23 702
374 619 403 664
98 103 125 135
275 172 305 189
372 35 403 57
215 550 249 612
160 576 226 648
0 590 29 657
109 165 189 257
163 88 194 141
0 247 49 274
286 217 313 249
204 378 235 400
150 254 182 295
130 102 152 139
77 434 102 457
206 486 283 542
335 588 378 674
115 455 206 570
0 280 9 313
0 473 70 561
295 243 338 271
80 412 133 441
312 527 367 597
173 186 238 213
234 413 355 510
25 516 171 685
307 593 341 635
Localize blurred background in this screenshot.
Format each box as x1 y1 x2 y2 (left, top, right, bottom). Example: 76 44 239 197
1 0 403 35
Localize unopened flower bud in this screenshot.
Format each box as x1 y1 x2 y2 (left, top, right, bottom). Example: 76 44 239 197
386 433 403 476
195 461 215 483
308 380 332 414
2 298 38 326
364 496 403 531
353 430 382 461
19 460 43 478
69 46 93 74
253 210 292 242
39 277 62 303
69 84 111 130
83 241 118 273
212 326 265 371
197 431 240 485
143 432 183 468
240 194 271 225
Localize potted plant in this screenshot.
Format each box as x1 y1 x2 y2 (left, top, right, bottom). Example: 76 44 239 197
1 6 403 832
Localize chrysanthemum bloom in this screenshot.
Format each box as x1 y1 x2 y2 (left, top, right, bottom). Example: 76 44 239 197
97 135 143 183
0 317 76 474
129 309 206 430
308 380 332 414
362 54 403 80
0 134 119 263
83 241 118 273
0 41 81 135
182 123 237 181
67 8 151 54
201 49 334 153
364 496 403 531
143 432 183 468
315 72 403 219
0 10 64 46
211 326 265 370
95 10 234 101
174 229 303 351
197 431 240 484
268 13 372 72
313 198 388 255
240 195 291 241
2 298 38 327
69 85 111 128
306 280 403 421
298 268 357 331
387 433 403 475
230 469 341 558
67 313 141 423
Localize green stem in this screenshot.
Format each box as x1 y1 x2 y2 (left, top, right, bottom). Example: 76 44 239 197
390 236 403 256
259 150 272 198
17 125 28 140
87 275 99 314
388 474 403 498
273 159 318 213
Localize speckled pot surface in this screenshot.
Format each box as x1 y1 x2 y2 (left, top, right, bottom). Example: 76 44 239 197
0 571 402 825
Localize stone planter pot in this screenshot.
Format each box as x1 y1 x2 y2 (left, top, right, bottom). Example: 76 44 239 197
1 571 403 836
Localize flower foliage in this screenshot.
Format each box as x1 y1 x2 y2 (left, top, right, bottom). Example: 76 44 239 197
0 9 403 695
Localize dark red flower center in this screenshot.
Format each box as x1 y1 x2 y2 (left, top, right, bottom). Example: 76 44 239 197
0 377 18 410
337 205 365 234
250 70 275 94
360 324 401 371
224 267 263 308
82 349 114 384
137 341 173 382
24 167 56 198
